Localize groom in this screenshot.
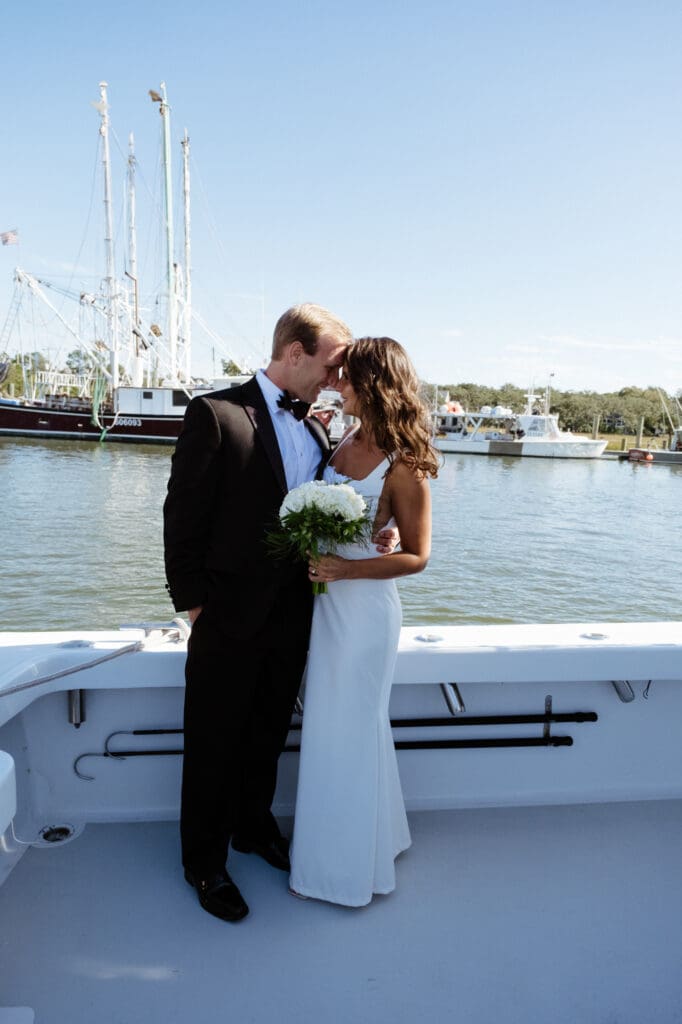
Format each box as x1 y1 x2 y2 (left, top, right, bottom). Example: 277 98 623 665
163 303 353 922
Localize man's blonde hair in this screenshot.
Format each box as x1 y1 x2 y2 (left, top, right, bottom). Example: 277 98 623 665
272 303 352 359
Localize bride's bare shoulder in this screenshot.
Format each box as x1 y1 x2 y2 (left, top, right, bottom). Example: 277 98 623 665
387 457 430 493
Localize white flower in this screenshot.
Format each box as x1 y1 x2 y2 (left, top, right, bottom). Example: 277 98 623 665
280 480 366 522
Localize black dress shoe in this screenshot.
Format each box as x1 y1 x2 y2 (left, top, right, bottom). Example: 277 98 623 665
184 868 249 922
231 834 291 872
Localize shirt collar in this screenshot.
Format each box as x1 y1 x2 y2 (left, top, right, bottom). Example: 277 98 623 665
256 368 288 418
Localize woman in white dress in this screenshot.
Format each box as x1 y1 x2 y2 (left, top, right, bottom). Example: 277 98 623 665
289 337 439 907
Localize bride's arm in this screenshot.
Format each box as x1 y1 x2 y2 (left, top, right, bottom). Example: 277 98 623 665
308 462 431 583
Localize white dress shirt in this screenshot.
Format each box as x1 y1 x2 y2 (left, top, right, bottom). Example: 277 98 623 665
255 369 322 490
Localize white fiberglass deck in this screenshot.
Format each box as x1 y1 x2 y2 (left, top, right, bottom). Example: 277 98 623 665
2 801 682 1024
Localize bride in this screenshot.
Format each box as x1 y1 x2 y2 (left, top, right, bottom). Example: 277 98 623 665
289 336 440 907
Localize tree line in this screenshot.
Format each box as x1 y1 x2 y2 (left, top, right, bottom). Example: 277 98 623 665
1 349 679 436
0 351 249 394
422 381 681 435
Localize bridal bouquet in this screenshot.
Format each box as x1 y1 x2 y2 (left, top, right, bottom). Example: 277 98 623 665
267 480 371 594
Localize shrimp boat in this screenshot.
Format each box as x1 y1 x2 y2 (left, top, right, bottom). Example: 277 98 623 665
1 617 681 1022
0 85 252 446
434 387 607 459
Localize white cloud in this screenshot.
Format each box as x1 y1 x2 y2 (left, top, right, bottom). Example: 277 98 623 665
507 344 545 355
540 333 682 356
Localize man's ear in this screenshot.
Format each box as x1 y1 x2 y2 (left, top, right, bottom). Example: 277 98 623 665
287 340 304 365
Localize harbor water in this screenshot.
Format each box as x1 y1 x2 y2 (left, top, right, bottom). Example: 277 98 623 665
0 437 680 632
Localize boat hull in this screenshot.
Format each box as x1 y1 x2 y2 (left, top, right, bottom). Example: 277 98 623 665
1 621 680 834
435 436 607 458
628 447 682 465
0 400 181 444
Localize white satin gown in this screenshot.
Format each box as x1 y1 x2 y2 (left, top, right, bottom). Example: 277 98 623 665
289 459 411 906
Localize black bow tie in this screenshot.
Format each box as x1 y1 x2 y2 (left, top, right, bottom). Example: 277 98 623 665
277 391 310 421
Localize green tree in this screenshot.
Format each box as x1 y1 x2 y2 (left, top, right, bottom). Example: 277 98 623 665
221 358 245 376
0 351 51 396
424 375 678 436
420 381 439 409
64 348 96 375
441 383 498 411
551 391 601 433
496 382 526 408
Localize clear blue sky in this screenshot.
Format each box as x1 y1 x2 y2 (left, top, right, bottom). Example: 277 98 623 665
2 0 681 393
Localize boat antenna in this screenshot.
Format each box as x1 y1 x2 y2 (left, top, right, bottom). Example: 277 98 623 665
545 372 555 415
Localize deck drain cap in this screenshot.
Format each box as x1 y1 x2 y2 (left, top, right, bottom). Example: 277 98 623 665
40 825 75 843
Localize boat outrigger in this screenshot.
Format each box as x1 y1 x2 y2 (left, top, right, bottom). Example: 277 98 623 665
0 85 252 445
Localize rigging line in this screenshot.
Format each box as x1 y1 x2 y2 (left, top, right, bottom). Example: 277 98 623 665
656 388 675 432
24 278 88 303
110 124 161 209
56 133 102 323
190 309 253 369
182 174 264 348
205 308 266 364
0 279 23 349
110 123 166 304
186 150 231 266
138 145 165 300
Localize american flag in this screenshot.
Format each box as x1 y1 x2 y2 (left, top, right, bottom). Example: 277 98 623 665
1 229 18 246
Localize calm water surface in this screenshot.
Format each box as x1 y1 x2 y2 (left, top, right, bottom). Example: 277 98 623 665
1 437 680 631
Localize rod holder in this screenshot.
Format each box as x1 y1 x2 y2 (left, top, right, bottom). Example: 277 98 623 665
67 690 86 728
611 680 635 703
441 682 466 716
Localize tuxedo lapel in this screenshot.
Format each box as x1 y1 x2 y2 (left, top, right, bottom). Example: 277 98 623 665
304 416 332 480
240 377 288 494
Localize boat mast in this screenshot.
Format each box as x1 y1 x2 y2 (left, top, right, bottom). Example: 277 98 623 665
150 83 178 384
127 133 138 294
126 132 143 387
181 129 192 383
98 82 119 391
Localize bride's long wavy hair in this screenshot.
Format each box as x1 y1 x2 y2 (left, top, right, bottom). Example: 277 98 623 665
343 337 440 479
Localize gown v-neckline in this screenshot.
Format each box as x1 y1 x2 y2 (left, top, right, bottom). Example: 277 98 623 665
328 429 388 483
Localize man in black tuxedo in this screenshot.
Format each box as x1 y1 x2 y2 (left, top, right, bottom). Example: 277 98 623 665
163 304 352 922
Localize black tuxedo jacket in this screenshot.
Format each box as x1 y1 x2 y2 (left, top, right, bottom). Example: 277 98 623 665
163 376 330 636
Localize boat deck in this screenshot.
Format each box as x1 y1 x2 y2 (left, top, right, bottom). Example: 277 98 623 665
2 800 681 1023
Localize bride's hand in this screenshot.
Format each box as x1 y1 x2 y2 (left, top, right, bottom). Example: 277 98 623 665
374 525 400 554
308 554 349 583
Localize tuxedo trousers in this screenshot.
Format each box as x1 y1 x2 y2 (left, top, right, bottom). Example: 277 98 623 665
180 580 313 877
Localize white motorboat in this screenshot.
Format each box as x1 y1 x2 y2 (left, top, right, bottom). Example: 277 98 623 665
434 389 607 459
1 618 681 1022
